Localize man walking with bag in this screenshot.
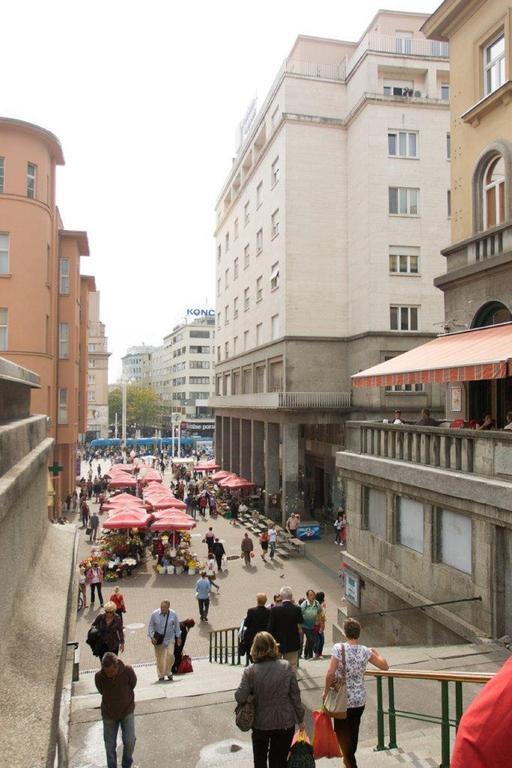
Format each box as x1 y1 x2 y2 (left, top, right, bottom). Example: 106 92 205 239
147 600 181 682
95 652 137 768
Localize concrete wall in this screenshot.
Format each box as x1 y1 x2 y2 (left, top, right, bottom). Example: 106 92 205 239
0 360 77 767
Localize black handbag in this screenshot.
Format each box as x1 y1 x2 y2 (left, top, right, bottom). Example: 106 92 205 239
153 610 170 645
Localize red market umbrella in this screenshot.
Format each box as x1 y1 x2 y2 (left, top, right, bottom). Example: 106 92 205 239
108 476 138 489
147 497 187 511
211 471 235 482
140 469 162 484
102 510 150 529
150 514 196 532
220 476 255 490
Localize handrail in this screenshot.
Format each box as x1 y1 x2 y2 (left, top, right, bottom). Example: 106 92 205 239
357 595 482 618
367 668 494 684
208 626 248 666
366 666 493 766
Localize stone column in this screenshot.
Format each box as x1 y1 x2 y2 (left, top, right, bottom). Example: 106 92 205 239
231 418 241 475
281 422 301 525
251 420 265 487
241 419 251 479
222 416 231 471
215 415 223 464
265 422 280 514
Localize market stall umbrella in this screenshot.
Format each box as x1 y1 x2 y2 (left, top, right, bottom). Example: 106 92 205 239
150 514 196 532
102 510 151 529
211 471 235 482
140 469 163 484
195 464 220 472
146 497 187 511
108 476 138 489
103 492 146 507
220 476 255 490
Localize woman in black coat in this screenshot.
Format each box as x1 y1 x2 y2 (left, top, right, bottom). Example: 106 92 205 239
172 618 195 673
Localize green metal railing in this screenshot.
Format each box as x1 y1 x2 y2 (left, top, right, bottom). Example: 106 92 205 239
209 627 248 666
367 668 494 767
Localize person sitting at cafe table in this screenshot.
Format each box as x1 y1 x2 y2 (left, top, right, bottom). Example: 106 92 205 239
503 412 512 431
416 408 440 427
476 414 494 431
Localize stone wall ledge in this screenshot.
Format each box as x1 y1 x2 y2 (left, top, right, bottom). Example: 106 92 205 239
0 434 53 524
0 415 49 476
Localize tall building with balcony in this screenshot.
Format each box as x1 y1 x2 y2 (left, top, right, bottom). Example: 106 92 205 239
165 315 216 437
86 289 110 439
211 11 451 519
336 0 512 643
0 117 94 501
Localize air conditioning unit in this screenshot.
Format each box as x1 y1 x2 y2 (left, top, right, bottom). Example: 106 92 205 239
414 90 422 97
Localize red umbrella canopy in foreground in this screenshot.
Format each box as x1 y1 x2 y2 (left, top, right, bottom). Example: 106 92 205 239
150 514 196 531
211 471 234 482
108 476 137 489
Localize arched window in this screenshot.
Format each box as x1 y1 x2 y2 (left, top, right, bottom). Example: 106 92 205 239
472 300 512 328
483 156 505 228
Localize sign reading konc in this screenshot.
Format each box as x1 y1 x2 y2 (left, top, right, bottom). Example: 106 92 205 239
186 309 215 317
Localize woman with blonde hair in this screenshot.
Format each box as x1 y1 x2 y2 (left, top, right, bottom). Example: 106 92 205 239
235 631 305 768
91 601 125 661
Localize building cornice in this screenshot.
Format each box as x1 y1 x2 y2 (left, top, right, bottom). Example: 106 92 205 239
421 0 486 42
60 230 90 257
0 116 65 164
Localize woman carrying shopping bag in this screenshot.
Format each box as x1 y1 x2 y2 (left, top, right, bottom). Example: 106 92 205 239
321 618 389 768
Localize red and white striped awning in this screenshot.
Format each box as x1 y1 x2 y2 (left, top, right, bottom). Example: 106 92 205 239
352 323 512 388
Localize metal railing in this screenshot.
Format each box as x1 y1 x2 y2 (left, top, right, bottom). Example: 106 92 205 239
367 668 493 767
347 33 449 75
209 626 247 666
358 595 482 619
209 391 352 410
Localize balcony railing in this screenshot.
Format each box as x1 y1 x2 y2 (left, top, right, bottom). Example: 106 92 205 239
344 421 512 479
347 33 449 75
209 391 352 410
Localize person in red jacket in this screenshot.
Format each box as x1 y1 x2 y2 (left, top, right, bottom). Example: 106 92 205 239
451 656 512 768
110 587 127 623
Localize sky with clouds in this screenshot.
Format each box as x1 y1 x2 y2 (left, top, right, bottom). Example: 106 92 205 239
2 0 439 379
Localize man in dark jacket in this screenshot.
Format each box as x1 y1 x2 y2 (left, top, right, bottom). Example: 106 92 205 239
95 652 137 768
267 586 303 671
242 593 271 659
212 537 226 572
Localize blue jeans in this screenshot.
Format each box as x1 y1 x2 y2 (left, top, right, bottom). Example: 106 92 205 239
103 713 136 768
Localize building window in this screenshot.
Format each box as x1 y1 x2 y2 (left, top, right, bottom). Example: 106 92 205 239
483 155 505 228
256 228 263 253
0 308 7 350
217 277 221 297
233 256 239 279
256 322 262 345
217 346 221 362
271 313 280 339
438 509 472 574
234 218 239 240
58 388 68 424
390 305 419 331
225 304 229 325
389 187 419 215
88 359 95 368
189 345 210 354
0 233 9 274
271 105 280 129
362 488 387 538
389 246 419 274
217 312 221 328
233 296 239 319
383 79 413 96
224 341 229 358
244 244 250 269
225 232 230 252
27 163 37 199
244 287 250 311
441 83 450 100
59 258 70 294
244 201 250 225
189 330 210 338
395 30 413 54
190 360 210 369
224 268 229 289
269 361 283 391
233 336 238 355
88 390 95 402
271 156 280 187
270 261 280 290
88 374 95 385
397 497 424 553
256 181 263 208
447 190 451 218
243 330 249 351
256 275 263 301
58 323 69 359
484 33 505 96
217 244 221 262
0 157 4 193
271 209 280 237
388 130 418 158
255 366 265 393
446 133 451 160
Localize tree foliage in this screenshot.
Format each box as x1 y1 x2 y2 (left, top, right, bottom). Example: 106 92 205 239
108 385 162 428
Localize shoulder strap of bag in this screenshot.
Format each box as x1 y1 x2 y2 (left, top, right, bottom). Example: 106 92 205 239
338 643 346 682
162 610 170 637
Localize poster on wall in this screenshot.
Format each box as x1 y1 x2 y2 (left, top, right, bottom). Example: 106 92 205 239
344 569 361 608
450 386 462 413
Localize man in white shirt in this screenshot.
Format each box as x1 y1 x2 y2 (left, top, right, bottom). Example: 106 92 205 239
268 524 277 560
147 600 181 682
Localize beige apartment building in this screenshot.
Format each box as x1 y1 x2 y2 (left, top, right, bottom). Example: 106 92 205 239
0 117 94 502
86 289 110 439
121 344 156 384
336 0 512 643
211 11 451 519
